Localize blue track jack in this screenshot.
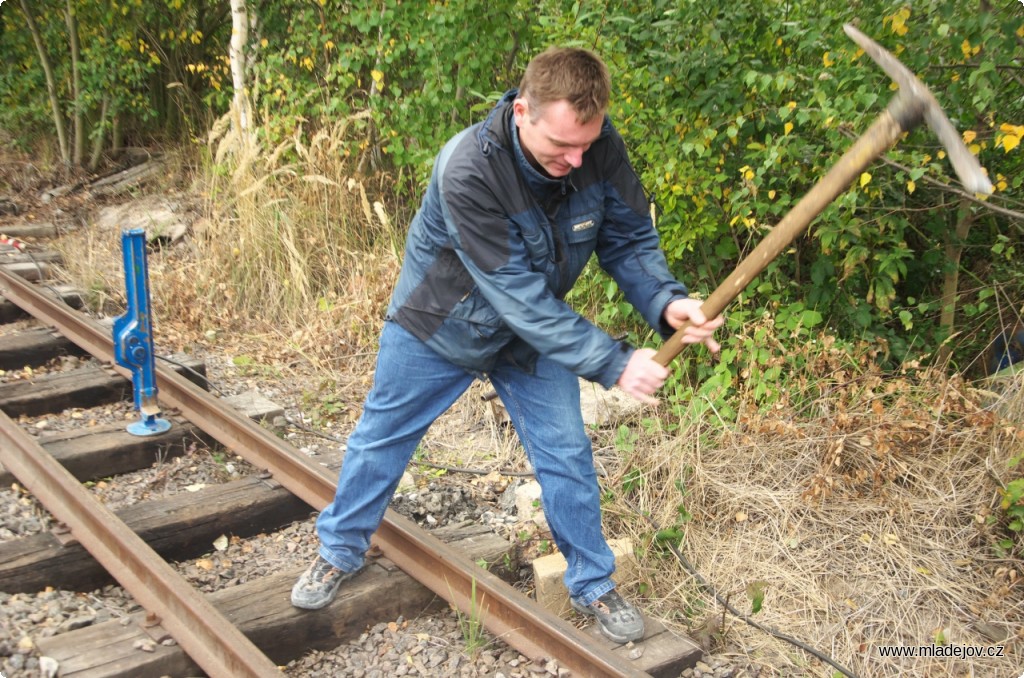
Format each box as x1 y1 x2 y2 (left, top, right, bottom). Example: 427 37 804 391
113 229 171 436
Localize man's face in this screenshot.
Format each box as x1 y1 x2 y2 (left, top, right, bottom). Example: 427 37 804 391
513 97 604 178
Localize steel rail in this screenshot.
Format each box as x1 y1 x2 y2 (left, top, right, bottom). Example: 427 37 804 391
0 409 282 678
0 267 650 677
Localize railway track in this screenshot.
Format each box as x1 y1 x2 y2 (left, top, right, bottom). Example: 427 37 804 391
0 226 700 677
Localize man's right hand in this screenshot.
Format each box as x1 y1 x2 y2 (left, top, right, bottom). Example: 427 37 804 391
616 348 669 405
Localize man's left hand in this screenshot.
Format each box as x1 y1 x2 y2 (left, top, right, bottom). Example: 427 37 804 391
663 298 724 354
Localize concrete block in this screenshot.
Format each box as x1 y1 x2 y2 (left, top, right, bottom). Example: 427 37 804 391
397 471 416 492
224 389 285 423
533 538 637 615
514 480 548 530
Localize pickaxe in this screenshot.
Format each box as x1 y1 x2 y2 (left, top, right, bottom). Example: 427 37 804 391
654 23 994 366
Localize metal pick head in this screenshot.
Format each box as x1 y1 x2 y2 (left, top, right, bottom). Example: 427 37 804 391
844 23 994 195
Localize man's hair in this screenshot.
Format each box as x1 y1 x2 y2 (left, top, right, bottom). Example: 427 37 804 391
518 47 610 124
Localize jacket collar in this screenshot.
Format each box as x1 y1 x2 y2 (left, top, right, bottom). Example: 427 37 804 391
476 90 517 157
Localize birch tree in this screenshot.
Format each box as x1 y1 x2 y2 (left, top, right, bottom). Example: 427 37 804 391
229 0 250 141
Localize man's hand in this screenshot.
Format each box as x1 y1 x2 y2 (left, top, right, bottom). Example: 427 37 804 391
616 298 725 405
663 298 724 354
616 348 669 405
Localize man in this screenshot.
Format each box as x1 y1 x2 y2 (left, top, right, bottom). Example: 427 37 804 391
291 47 723 644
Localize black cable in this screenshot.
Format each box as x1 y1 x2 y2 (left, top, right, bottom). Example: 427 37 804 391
155 353 231 397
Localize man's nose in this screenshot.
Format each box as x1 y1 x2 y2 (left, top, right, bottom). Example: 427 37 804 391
565 148 584 168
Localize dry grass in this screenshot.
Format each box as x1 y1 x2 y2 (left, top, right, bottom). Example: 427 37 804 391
597 358 1024 677
185 111 402 367
53 112 405 378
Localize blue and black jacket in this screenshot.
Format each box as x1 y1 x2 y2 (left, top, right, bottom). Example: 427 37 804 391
387 90 688 388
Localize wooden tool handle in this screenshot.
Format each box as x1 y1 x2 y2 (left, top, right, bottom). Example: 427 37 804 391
654 98 920 367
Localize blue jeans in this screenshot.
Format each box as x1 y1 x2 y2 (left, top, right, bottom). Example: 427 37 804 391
316 321 616 605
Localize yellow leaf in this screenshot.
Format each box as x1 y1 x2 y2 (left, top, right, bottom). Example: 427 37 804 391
907 180 916 194
784 122 794 135
997 179 1007 192
371 69 384 83
859 533 873 544
196 558 214 571
860 172 872 188
823 51 834 68
1002 135 1020 153
968 143 981 155
768 190 776 199
937 150 946 160
735 511 748 522
882 533 900 545
999 123 1024 136
962 130 977 144
890 8 910 36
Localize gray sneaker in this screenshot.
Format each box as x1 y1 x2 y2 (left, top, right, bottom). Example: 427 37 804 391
571 590 645 643
291 556 363 610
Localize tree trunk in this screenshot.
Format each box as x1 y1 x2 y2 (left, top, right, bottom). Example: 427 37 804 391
88 21 114 171
356 5 388 175
112 114 123 154
19 0 70 167
65 0 85 166
937 197 976 364
88 96 110 171
229 0 250 136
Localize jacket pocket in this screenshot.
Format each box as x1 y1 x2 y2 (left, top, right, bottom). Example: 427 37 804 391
518 216 555 267
449 286 505 339
561 209 602 280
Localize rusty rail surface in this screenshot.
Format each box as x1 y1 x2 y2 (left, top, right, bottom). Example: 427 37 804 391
0 411 282 678
0 267 649 677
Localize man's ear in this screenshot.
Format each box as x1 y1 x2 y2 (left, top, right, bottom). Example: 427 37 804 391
512 97 529 127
